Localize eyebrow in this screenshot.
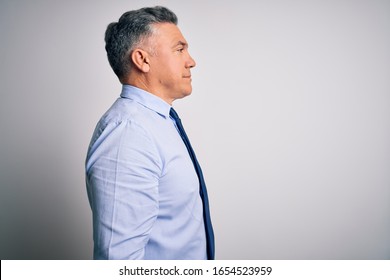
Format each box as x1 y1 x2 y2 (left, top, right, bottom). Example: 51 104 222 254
172 40 188 48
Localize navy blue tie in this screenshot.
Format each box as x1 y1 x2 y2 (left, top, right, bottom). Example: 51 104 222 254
170 108 215 260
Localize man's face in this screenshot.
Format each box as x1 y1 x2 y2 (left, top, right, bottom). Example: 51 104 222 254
147 23 196 104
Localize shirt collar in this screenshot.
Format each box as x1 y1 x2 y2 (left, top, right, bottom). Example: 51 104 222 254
120 85 171 118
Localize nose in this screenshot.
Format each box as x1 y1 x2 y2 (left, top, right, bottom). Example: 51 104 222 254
186 52 196 68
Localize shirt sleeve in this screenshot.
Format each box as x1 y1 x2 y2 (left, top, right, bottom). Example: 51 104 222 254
86 119 161 259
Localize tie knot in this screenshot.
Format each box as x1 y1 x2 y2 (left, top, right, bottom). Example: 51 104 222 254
170 108 180 121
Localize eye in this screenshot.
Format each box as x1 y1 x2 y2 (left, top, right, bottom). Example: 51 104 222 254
177 48 184 53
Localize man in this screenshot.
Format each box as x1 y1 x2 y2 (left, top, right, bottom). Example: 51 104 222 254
85 6 215 260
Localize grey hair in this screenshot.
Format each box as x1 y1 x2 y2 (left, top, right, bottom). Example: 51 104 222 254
104 6 178 80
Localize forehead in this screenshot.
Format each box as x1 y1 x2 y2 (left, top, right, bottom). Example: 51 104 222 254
151 22 187 46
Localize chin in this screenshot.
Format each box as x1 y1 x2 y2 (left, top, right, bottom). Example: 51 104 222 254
179 86 192 97
183 91 192 98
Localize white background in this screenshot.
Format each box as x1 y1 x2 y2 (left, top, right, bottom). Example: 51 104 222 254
0 0 389 259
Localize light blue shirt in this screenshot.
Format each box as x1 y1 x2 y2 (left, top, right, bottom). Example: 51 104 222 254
85 85 207 259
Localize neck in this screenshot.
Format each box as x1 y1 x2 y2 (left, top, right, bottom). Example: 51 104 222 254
122 74 174 105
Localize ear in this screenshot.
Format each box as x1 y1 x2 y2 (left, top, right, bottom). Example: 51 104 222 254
131 49 150 73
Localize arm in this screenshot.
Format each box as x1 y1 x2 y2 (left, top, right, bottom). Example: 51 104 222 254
86 120 161 259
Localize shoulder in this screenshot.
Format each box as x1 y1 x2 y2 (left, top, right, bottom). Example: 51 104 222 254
86 98 163 172
99 98 139 126
88 98 152 153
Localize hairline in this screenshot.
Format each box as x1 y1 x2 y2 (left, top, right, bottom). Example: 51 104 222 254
132 22 178 56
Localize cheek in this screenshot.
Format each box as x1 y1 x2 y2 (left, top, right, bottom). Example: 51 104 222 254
167 59 182 72
154 56 184 82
